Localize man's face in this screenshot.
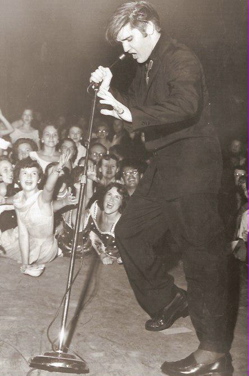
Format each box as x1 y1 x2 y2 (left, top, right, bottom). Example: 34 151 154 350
113 119 124 134
100 159 118 179
97 125 109 139
89 145 106 163
234 169 246 185
230 140 242 155
117 23 153 63
122 167 140 189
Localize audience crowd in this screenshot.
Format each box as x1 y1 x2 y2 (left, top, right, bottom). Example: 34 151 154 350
0 107 247 276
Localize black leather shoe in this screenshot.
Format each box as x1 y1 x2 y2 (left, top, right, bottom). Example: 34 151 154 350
161 353 234 376
145 288 188 331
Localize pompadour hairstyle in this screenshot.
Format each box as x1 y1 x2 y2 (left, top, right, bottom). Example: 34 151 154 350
106 1 161 44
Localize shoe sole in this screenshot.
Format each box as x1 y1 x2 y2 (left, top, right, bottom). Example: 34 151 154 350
146 304 189 331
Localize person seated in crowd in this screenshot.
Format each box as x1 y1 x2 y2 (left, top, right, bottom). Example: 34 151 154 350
234 164 247 187
86 154 122 209
0 109 14 137
120 158 146 196
57 165 94 257
223 162 248 241
0 153 71 277
76 115 88 140
110 118 130 148
82 182 128 265
230 175 248 263
98 154 120 187
223 137 246 168
218 164 239 233
0 157 18 235
59 138 78 171
30 123 61 172
12 138 38 163
94 121 112 151
10 108 39 145
89 142 107 165
68 124 86 166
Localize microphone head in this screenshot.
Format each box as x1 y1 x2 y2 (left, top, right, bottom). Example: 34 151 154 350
119 53 126 61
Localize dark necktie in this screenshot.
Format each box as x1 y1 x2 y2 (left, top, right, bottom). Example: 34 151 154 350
145 60 153 86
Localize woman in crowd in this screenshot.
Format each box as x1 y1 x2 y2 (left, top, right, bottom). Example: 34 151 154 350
29 123 61 172
0 152 71 277
14 153 71 276
12 138 38 163
82 182 128 265
10 108 39 145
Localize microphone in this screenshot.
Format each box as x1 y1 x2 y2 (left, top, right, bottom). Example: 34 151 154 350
89 53 126 90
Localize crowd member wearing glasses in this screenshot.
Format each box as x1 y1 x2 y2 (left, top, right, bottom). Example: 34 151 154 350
94 121 112 151
120 158 145 196
88 143 107 165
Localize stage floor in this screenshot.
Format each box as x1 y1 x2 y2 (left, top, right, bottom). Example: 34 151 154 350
0 251 247 376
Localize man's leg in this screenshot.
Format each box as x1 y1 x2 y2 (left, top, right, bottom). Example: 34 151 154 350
161 193 231 375
115 162 180 317
165 193 228 352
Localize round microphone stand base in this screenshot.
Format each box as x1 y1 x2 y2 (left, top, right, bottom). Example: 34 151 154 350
29 351 89 374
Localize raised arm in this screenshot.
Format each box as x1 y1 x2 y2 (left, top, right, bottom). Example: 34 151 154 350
0 109 14 136
42 151 71 203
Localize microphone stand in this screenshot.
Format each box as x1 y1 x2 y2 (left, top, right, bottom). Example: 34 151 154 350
29 87 99 374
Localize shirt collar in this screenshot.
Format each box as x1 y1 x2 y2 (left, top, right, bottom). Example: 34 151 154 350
146 32 171 63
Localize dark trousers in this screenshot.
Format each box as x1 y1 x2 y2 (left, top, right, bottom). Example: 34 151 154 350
115 153 228 353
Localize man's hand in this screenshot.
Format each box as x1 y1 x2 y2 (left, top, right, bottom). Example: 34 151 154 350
90 66 113 91
97 88 132 122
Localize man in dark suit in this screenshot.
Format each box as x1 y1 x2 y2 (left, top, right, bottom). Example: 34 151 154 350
90 2 232 375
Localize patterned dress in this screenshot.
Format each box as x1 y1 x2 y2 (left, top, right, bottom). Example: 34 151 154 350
82 201 121 261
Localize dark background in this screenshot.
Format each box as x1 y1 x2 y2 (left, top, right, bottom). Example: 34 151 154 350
0 0 247 148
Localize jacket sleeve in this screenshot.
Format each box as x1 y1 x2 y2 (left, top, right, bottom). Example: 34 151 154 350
113 48 205 131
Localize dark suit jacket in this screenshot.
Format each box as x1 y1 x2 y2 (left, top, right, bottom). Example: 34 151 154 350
113 33 222 199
